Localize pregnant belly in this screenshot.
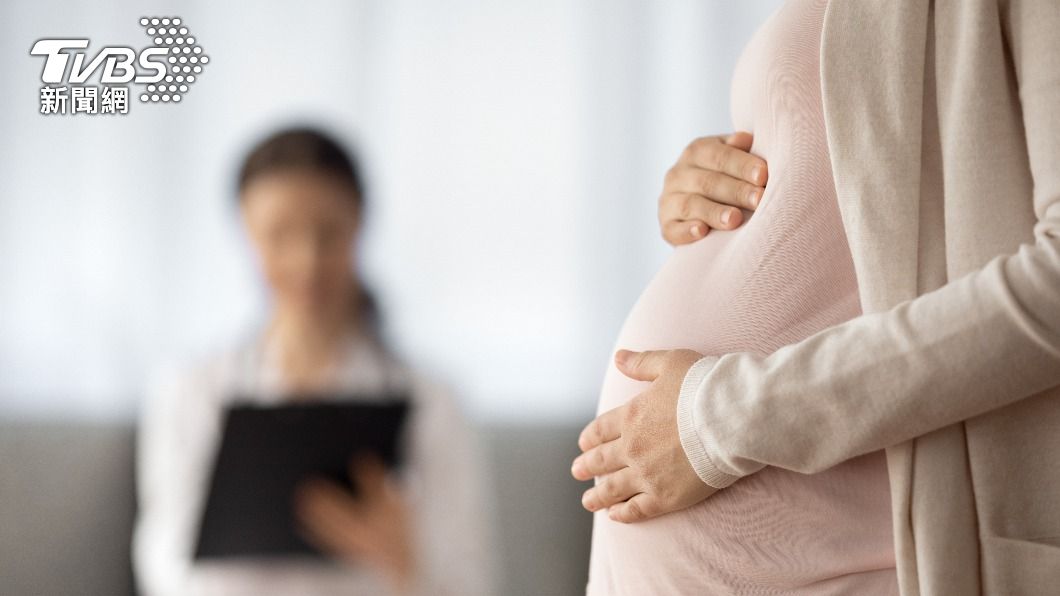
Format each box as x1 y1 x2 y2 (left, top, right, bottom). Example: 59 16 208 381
588 215 897 594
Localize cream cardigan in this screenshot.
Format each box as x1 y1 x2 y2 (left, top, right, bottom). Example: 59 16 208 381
675 1 1060 594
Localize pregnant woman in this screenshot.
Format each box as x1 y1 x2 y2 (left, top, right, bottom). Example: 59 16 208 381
573 0 1060 594
584 1 895 592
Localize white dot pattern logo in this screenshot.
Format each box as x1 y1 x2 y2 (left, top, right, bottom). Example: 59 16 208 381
139 16 207 103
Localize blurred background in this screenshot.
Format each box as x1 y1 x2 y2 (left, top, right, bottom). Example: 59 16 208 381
0 1 781 594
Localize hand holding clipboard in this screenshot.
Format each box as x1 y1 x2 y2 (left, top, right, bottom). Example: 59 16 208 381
194 397 411 561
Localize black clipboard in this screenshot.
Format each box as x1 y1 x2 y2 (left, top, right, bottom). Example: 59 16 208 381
193 396 411 560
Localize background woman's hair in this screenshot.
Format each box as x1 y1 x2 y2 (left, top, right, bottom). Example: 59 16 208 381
236 127 383 341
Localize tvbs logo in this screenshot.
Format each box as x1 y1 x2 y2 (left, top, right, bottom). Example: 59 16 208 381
30 16 209 115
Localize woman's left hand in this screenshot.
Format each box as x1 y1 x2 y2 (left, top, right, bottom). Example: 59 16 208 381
571 348 718 523
295 454 417 592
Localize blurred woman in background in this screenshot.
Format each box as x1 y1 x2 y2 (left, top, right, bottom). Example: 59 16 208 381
133 128 493 596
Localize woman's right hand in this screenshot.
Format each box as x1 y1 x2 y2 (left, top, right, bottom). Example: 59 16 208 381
658 132 769 245
295 455 418 594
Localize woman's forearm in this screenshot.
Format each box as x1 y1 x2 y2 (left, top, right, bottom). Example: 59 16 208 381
678 0 1060 489
678 232 1060 486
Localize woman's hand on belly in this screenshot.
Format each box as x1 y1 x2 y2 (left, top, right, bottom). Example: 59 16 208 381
658 132 768 245
572 348 718 523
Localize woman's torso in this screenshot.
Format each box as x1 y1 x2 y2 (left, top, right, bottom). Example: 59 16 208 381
135 329 450 596
185 332 408 595
586 1 897 593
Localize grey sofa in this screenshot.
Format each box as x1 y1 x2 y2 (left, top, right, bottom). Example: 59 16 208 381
0 420 593 596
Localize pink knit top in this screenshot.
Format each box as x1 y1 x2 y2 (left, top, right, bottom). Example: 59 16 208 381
586 1 898 593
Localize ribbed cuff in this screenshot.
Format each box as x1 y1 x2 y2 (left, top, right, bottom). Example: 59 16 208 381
676 355 741 489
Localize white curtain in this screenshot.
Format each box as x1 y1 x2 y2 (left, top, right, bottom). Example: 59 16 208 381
0 0 781 422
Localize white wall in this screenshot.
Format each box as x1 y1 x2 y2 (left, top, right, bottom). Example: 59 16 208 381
0 0 781 422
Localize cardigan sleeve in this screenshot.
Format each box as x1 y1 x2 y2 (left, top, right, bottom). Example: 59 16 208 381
675 0 1060 489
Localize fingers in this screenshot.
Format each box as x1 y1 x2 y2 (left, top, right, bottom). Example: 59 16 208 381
664 166 763 213
608 492 662 524
684 134 768 187
661 218 710 245
581 467 641 512
577 405 624 452
613 349 667 382
659 132 768 247
294 479 372 558
659 190 746 235
724 130 754 153
349 453 389 503
297 507 370 560
571 438 625 480
296 478 364 523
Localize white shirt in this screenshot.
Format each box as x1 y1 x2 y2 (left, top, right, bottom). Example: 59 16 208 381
133 329 495 596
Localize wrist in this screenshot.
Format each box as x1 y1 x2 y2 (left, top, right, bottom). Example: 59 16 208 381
676 355 741 489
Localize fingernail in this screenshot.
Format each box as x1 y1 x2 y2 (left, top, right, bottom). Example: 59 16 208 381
751 165 764 183
615 350 630 365
690 224 703 238
721 210 733 225
582 492 595 511
749 189 761 208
